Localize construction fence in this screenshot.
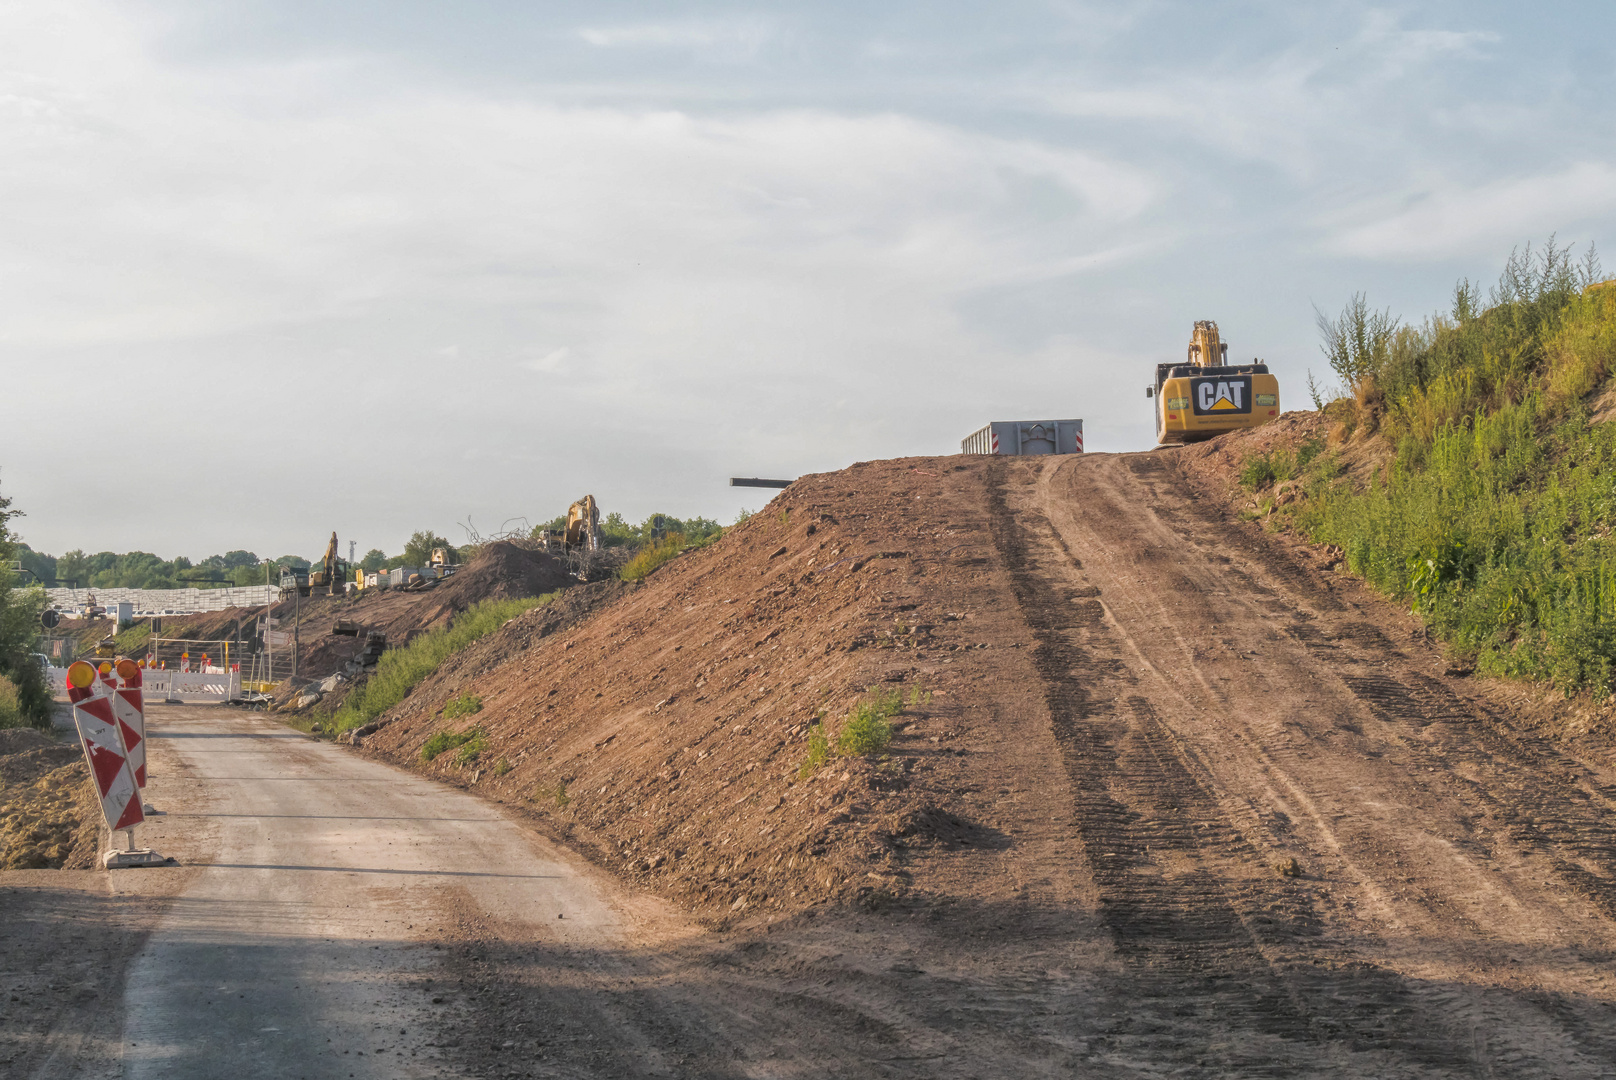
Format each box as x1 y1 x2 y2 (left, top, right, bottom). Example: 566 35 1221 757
44 584 282 617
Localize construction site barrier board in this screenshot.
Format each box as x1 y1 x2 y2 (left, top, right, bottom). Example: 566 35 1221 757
49 666 243 702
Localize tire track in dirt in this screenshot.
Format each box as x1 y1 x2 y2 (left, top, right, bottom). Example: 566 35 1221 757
1154 455 1616 1070
985 461 1485 1072
989 452 1616 1076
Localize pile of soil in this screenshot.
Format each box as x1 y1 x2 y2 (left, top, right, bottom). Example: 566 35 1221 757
360 457 1048 920
0 728 99 869
435 541 584 606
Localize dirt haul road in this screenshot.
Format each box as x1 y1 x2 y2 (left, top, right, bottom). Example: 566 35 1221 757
978 451 1616 1073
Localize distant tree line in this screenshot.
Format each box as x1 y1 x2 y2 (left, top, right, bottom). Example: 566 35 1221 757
16 509 741 594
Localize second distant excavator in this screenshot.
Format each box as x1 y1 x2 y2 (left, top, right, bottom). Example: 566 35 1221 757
1147 321 1281 443
282 533 347 597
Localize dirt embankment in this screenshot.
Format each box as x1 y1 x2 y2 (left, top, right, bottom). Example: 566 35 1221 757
0 727 100 870
363 447 1616 1075
361 457 1050 919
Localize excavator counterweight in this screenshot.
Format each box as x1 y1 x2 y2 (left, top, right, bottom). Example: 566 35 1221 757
1147 321 1281 444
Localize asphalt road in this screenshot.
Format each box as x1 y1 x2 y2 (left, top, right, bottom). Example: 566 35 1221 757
121 707 651 1079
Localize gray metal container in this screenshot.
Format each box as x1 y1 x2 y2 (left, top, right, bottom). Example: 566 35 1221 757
961 420 1084 455
388 566 421 587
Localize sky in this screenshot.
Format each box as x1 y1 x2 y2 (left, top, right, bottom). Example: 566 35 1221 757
3 0 1613 562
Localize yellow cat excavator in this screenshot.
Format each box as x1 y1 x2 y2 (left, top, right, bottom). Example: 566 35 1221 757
1147 321 1281 443
564 496 602 551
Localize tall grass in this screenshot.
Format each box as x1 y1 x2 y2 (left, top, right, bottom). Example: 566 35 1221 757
328 594 553 733
620 532 694 581
1292 244 1616 695
0 675 23 730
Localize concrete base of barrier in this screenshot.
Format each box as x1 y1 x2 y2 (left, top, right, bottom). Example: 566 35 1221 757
104 847 172 869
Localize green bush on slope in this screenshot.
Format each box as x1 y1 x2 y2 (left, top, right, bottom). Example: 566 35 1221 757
1292 240 1616 694
329 594 554 734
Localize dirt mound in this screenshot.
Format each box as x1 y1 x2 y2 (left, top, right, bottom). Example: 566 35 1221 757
436 541 580 607
0 729 99 869
360 456 1054 920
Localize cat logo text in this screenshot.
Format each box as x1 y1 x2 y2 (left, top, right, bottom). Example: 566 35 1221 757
1190 377 1251 416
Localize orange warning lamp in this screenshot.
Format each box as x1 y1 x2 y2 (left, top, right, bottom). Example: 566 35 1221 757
98 661 113 676
67 660 96 689
116 659 139 681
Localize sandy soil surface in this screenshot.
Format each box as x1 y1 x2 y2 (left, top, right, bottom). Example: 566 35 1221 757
9 450 1616 1077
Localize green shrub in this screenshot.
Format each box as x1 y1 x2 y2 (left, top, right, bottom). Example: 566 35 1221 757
492 756 511 777
453 730 488 766
0 675 22 730
798 722 830 779
835 706 893 756
443 692 482 720
330 594 554 734
1292 242 1616 695
421 725 482 763
802 684 919 775
1240 449 1297 492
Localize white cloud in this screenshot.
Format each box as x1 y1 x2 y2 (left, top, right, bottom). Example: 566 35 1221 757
1323 163 1616 260
575 18 777 61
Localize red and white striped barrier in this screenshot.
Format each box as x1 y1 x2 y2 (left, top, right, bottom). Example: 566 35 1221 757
114 659 147 790
66 661 144 833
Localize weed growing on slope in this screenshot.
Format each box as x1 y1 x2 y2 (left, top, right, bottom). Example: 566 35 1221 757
443 692 483 720
328 594 554 734
835 706 894 756
532 779 570 806
421 726 482 763
492 756 512 777
802 684 920 776
453 730 488 767
620 533 687 582
799 722 830 779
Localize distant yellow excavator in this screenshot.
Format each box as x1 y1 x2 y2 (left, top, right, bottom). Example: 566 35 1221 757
306 532 345 596
1147 321 1281 443
564 496 602 552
